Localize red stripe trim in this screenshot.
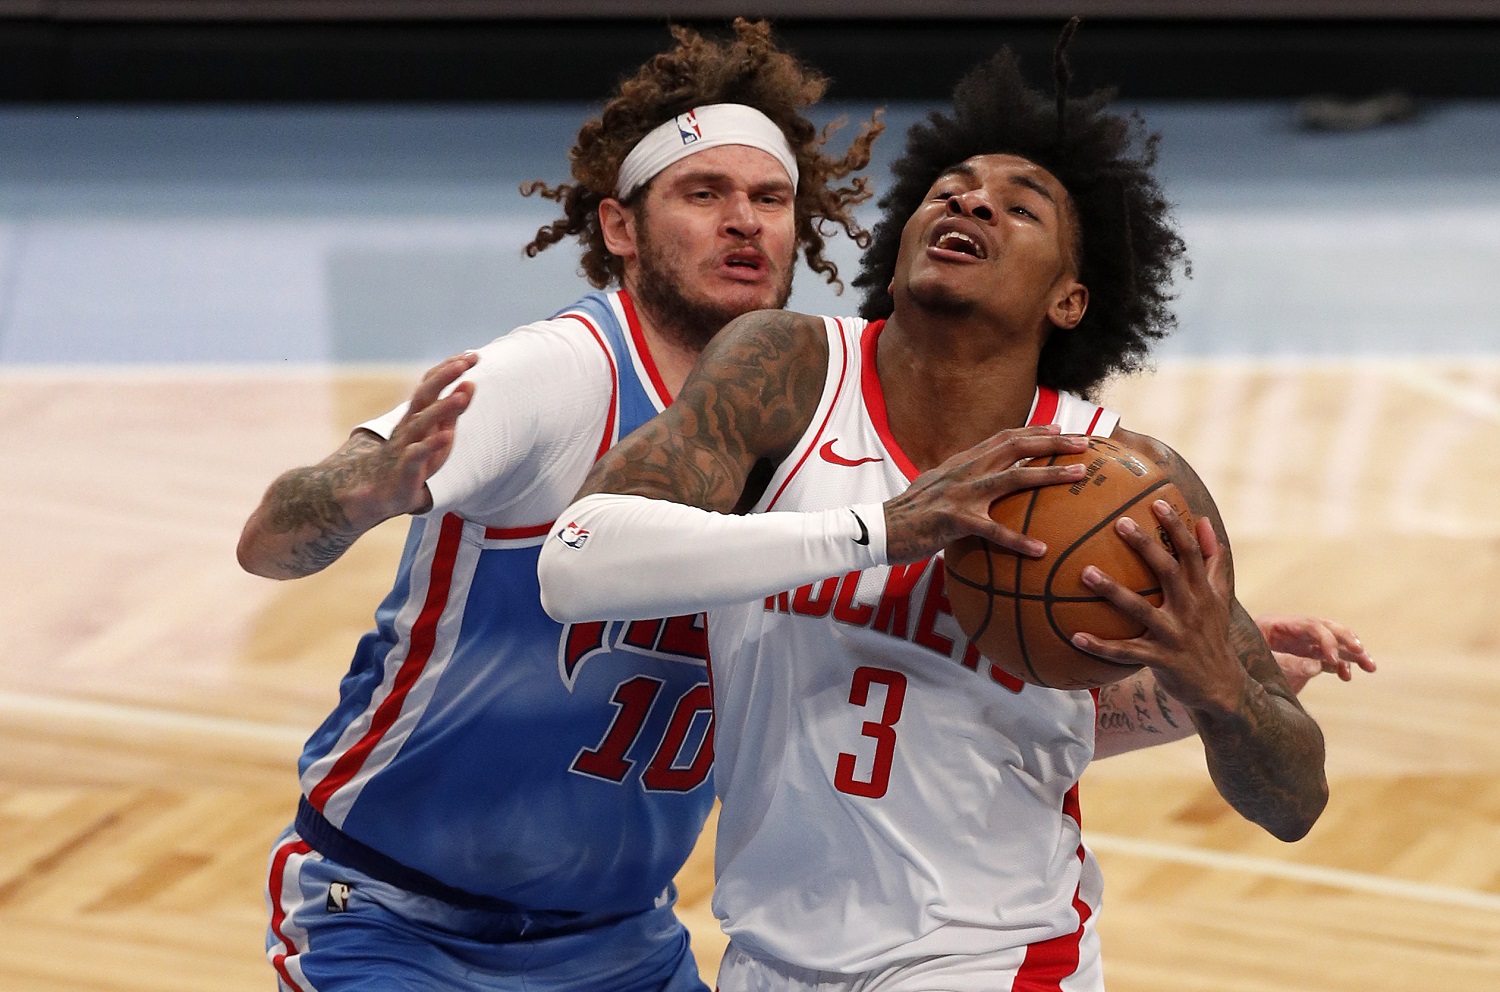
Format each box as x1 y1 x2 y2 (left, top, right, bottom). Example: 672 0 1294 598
1015 781 1090 989
307 513 466 811
1084 405 1104 435
267 837 313 992
766 319 854 511
618 289 674 408
484 521 554 540
859 320 920 481
1028 385 1061 427
559 312 621 462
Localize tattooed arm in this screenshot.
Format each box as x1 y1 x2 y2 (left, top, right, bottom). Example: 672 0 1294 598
1072 428 1328 841
573 309 827 514
539 311 1092 622
1096 614 1374 758
237 353 476 579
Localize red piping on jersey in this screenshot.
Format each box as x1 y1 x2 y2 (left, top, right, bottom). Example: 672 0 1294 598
267 837 313 992
484 521 554 541
1014 781 1091 989
766 318 854 511
618 289 674 408
307 512 466 812
559 310 621 462
1028 385 1060 427
859 320 922 482
1084 405 1104 435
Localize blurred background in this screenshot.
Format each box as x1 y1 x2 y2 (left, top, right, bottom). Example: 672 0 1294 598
2 3 1497 991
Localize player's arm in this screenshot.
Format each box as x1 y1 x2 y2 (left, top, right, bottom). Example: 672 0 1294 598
1072 428 1329 841
237 353 477 579
539 312 1093 622
1095 615 1374 759
540 309 842 620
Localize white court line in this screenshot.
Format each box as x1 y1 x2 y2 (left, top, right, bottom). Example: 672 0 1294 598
1086 832 1500 914
1385 366 1500 425
0 690 308 750
7 688 1499 914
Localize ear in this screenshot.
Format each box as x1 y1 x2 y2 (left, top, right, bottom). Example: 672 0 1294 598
599 198 639 262
1048 280 1089 331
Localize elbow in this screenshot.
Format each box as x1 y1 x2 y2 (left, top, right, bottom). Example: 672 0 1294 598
1275 779 1329 843
236 521 272 578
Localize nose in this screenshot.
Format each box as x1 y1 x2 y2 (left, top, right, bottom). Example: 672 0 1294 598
946 189 995 223
723 192 763 238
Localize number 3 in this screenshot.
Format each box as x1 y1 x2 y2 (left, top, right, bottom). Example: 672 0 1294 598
834 666 907 799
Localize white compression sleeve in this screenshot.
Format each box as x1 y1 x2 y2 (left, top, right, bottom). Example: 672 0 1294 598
538 493 889 622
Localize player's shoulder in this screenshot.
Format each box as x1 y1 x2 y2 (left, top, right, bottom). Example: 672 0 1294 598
706 308 833 365
1106 425 1172 466
465 310 616 385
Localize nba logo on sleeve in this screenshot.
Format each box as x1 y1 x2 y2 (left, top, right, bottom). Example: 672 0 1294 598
675 110 702 144
557 521 590 550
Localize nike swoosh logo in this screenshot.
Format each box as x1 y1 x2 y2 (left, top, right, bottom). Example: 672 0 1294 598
850 509 870 546
819 439 884 467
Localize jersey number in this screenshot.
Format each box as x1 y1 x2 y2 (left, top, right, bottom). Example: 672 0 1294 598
834 666 907 799
572 676 714 792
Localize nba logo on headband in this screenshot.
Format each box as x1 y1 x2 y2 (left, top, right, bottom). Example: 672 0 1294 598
615 103 799 200
675 111 702 144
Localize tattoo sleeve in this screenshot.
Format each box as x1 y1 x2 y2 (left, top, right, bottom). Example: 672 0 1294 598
1192 603 1329 841
1122 429 1329 840
574 311 828 511
252 432 385 577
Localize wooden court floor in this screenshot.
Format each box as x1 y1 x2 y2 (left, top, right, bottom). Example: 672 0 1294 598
2 358 1497 991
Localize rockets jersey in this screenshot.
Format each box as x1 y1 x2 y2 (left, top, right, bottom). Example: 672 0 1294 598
705 316 1119 973
295 290 716 914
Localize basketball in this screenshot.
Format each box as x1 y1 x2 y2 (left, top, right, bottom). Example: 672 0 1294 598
943 435 1194 690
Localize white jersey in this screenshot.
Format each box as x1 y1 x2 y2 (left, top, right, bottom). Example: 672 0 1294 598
705 316 1119 977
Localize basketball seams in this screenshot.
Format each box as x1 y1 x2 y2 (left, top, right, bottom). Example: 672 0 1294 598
1036 476 1177 679
1013 471 1051 687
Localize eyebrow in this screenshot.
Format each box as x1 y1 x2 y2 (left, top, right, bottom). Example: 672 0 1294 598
669 167 795 193
1009 174 1057 204
936 164 1057 204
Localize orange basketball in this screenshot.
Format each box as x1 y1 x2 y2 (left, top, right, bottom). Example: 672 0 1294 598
943 435 1193 690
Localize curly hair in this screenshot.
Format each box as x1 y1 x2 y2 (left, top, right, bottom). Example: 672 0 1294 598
522 18 882 292
853 40 1188 398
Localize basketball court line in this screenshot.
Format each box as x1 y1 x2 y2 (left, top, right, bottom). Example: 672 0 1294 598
0 690 307 751
4 687 1498 914
1086 832 1500 914
1388 364 1500 424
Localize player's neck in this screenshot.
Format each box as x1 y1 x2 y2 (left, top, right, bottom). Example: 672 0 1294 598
877 311 1044 470
629 301 705 400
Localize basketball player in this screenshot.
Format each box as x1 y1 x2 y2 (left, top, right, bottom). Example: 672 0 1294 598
539 43 1333 991
240 20 1367 992
238 21 880 992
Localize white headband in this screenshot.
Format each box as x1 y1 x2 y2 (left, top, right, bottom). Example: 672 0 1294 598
615 103 799 201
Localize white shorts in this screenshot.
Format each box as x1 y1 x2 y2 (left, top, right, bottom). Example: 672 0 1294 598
713 918 1103 992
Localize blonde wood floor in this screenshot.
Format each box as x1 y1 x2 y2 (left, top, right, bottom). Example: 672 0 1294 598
3 360 1497 991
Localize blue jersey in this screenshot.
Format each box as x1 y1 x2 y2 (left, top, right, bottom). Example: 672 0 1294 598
293 290 715 915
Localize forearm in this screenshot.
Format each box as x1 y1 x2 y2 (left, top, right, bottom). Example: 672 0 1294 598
538 492 886 621
237 432 418 580
238 471 370 579
1186 614 1328 841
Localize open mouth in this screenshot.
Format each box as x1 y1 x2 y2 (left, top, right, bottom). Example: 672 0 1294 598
931 229 986 259
724 249 766 272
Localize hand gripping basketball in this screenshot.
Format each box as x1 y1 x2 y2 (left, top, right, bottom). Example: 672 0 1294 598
944 435 1195 690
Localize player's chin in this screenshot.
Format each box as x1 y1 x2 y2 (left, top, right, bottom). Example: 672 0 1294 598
714 274 789 312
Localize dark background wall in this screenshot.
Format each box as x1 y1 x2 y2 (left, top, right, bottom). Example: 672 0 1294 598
2 4 1499 102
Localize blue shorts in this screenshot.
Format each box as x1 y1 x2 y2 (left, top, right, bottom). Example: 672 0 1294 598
265 827 710 992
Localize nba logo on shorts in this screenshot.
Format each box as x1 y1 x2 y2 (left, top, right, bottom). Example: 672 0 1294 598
675 110 702 144
326 881 352 913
